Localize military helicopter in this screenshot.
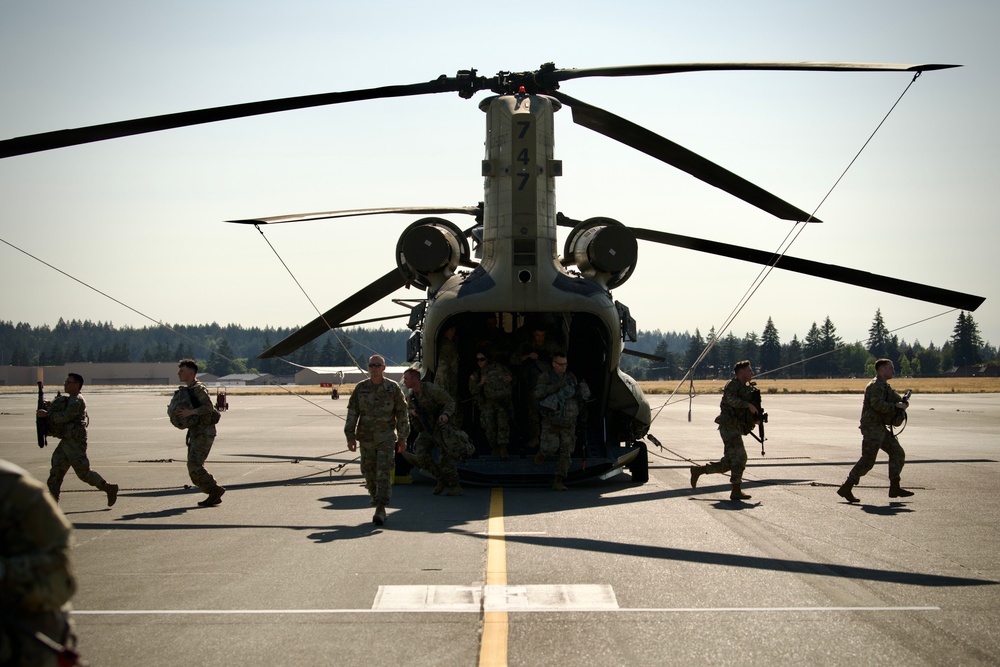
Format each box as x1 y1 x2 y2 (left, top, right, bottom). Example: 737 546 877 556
0 62 985 486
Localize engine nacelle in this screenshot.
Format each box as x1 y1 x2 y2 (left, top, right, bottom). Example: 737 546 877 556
395 217 470 291
563 217 638 289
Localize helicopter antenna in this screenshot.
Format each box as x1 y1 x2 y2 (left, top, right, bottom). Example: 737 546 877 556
651 71 929 425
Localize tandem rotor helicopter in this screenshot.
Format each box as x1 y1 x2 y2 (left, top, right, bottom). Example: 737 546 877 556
0 62 985 486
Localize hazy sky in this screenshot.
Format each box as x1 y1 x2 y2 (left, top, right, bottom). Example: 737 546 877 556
1 0 997 352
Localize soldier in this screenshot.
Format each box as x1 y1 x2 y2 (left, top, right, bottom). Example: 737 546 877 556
435 324 462 427
174 359 226 507
468 347 513 459
36 373 118 507
690 360 759 501
837 358 913 503
1 459 80 667
402 368 463 496
344 354 409 525
533 353 590 491
510 324 560 448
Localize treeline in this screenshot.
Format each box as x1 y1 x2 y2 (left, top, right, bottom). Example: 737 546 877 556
1 310 994 379
625 310 996 381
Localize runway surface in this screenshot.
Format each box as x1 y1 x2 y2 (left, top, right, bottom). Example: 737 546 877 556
1 389 998 666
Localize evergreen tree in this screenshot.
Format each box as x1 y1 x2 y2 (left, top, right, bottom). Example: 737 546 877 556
207 339 239 376
803 322 822 377
866 309 891 359
818 316 842 376
704 327 722 379
951 311 983 366
684 329 705 378
742 331 760 370
760 317 780 374
783 335 803 378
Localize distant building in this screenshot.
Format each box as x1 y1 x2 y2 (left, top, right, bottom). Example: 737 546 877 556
0 362 177 386
294 365 409 386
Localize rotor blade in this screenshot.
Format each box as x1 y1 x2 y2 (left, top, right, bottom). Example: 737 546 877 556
0 77 465 159
543 62 960 85
228 206 480 225
631 226 985 311
623 348 666 362
551 92 819 222
259 268 407 358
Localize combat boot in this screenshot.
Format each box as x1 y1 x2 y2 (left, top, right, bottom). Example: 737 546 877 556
533 451 546 465
198 485 226 507
432 479 446 495
373 503 386 525
445 484 463 496
889 480 914 498
104 482 119 507
837 481 859 503
690 466 704 488
552 476 568 492
730 483 751 501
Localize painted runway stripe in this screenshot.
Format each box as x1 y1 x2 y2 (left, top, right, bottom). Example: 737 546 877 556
73 605 940 615
480 487 507 667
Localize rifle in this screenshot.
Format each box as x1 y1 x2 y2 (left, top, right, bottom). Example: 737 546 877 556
36 381 48 448
746 381 768 456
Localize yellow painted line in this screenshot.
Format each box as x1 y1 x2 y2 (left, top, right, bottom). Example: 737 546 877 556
479 487 508 667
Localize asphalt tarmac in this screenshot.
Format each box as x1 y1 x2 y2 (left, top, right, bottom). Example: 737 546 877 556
1 388 998 666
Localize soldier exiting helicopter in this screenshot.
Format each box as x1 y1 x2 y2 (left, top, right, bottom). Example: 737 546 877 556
690 360 759 501
468 347 513 459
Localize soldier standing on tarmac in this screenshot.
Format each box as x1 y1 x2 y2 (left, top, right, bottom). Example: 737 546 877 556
344 355 409 525
690 360 759 501
37 373 118 507
837 358 913 503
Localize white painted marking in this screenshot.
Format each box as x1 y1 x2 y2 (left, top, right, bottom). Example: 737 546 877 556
72 605 940 616
483 584 618 612
372 585 481 611
72 604 940 616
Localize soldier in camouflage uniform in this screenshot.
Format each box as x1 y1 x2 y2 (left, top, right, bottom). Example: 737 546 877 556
511 325 561 449
837 358 913 503
690 360 759 501
402 368 463 496
344 355 409 525
175 359 226 507
533 353 590 491
1 459 79 667
468 348 513 458
37 373 118 507
435 324 462 428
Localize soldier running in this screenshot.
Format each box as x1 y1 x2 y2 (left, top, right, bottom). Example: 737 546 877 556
36 373 118 507
690 360 759 501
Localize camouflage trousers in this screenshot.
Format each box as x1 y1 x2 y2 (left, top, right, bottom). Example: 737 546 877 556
185 428 218 493
413 432 458 485
702 428 748 484
47 439 106 499
359 438 395 505
539 423 575 478
848 428 905 484
478 403 510 452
